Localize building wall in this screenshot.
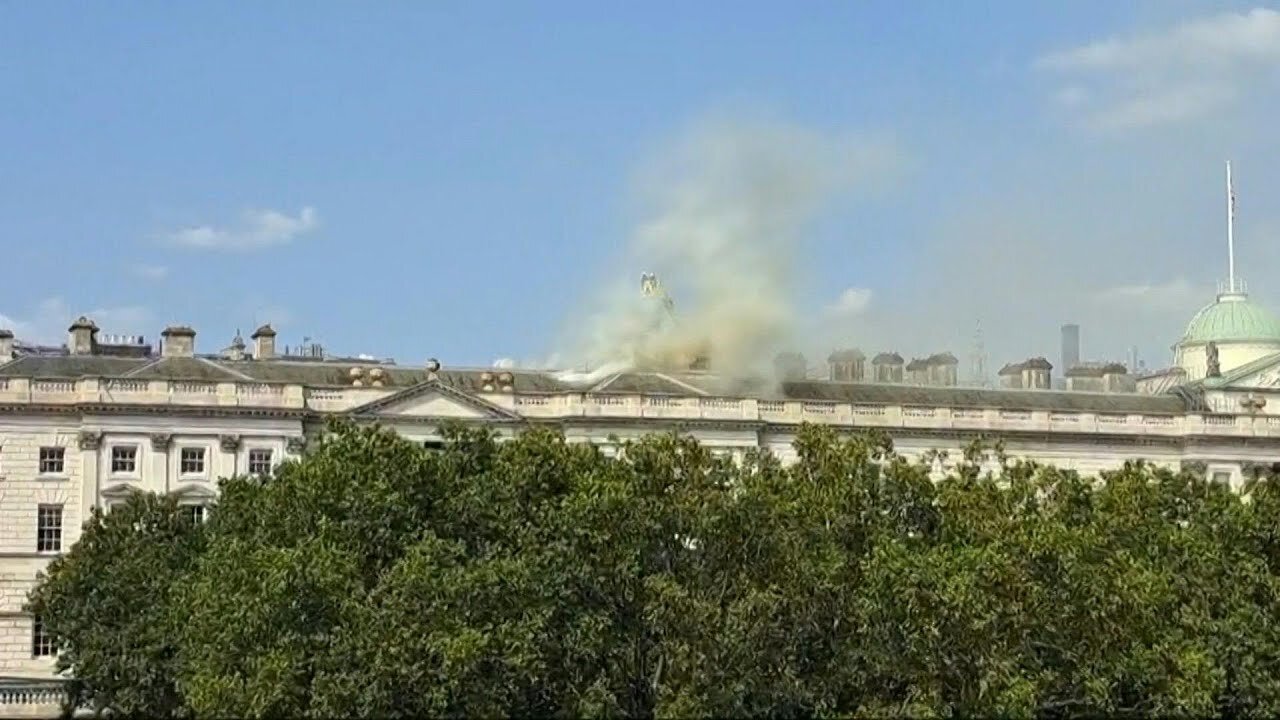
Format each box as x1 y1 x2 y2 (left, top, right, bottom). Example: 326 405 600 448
1175 341 1280 381
0 411 304 689
3 385 1280 705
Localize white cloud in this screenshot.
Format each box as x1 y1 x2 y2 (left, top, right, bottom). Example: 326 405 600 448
1093 278 1204 312
824 287 874 318
164 206 319 251
131 264 169 280
1035 8 1280 130
0 297 153 345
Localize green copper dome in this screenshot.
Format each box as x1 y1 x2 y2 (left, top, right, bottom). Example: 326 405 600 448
1181 292 1280 345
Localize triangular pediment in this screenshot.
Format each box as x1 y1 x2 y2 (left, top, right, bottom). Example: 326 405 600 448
1211 352 1280 389
348 380 519 421
171 483 217 500
101 482 143 499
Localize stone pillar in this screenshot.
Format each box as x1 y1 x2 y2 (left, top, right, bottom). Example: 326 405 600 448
150 433 172 494
219 434 241 477
77 431 102 534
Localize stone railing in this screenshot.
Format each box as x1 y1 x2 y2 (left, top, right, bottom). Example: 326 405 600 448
500 393 1280 439
4 378 1280 441
0 377 307 409
0 679 70 718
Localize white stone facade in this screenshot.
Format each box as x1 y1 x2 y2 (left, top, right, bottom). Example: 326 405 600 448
4 341 1280 715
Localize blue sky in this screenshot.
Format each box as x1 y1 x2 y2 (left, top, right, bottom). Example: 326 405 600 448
3 1 1279 372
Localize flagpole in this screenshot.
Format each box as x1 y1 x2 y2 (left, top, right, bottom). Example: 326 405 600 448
1227 160 1235 292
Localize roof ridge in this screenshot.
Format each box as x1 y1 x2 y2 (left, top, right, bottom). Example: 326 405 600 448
654 373 710 396
588 373 623 393
196 357 255 381
122 357 164 377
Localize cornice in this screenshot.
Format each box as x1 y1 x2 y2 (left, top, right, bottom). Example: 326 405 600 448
0 402 313 420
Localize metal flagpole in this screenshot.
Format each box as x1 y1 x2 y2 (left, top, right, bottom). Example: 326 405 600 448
1227 161 1236 292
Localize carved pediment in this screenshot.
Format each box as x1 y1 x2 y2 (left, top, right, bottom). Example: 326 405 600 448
101 482 143 500
348 380 518 421
1223 366 1280 390
170 483 217 500
1203 351 1280 390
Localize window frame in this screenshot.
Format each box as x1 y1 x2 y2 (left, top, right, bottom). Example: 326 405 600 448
38 446 65 476
36 504 63 553
180 504 207 525
179 446 207 477
109 444 139 475
31 616 56 658
247 448 273 476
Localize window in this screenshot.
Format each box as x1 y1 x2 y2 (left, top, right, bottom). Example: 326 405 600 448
180 505 206 525
38 447 64 475
31 616 56 657
36 505 62 552
110 445 138 474
1212 471 1233 485
180 447 205 475
247 449 273 475
422 439 445 451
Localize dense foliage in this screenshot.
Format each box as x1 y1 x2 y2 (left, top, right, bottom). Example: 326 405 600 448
30 420 1280 718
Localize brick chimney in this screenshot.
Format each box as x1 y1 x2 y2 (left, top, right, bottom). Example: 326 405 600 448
0 328 13 363
68 316 98 356
161 326 196 358
251 324 277 360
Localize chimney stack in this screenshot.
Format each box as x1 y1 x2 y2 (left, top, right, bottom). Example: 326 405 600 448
251 324 277 360
1020 357 1053 390
871 352 904 383
161 326 196 358
827 349 865 382
0 328 13 363
68 316 98 356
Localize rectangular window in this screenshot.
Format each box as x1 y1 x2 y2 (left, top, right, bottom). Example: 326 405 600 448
247 449 273 475
1211 470 1233 485
180 447 205 475
38 447 64 475
31 616 56 657
36 505 62 553
180 505 206 525
110 445 138 474
422 439 445 451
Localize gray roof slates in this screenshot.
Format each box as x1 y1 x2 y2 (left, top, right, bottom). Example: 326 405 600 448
779 380 1184 413
0 355 1188 414
126 357 247 382
0 356 149 379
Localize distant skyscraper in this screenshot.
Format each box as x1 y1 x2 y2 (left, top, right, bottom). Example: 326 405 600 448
969 320 989 387
1061 324 1080 372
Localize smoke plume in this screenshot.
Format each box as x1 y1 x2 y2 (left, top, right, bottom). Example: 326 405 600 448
555 118 900 381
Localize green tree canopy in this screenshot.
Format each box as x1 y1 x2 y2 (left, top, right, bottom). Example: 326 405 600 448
31 421 1280 718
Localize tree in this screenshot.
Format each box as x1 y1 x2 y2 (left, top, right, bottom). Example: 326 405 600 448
26 492 206 717
31 420 1280 718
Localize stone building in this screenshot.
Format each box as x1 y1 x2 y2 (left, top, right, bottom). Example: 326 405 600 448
6 290 1280 714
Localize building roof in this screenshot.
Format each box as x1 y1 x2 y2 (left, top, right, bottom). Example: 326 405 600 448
774 379 1182 414
1181 292 1280 345
827 349 865 362
0 352 1189 414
